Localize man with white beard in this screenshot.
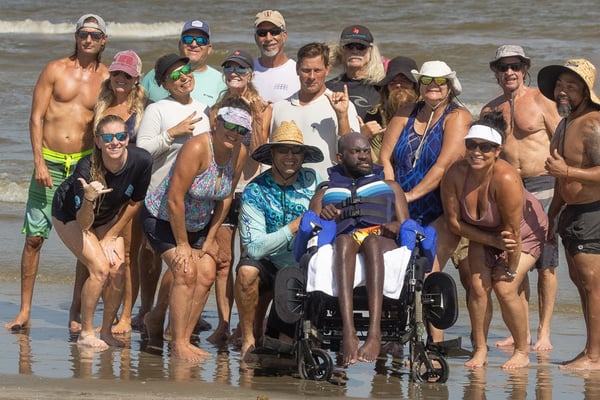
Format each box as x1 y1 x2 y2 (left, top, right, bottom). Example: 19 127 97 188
252 10 300 103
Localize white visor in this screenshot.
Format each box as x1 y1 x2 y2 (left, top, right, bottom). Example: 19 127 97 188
464 124 502 145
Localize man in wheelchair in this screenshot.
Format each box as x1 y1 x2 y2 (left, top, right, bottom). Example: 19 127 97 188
235 121 324 360
309 132 410 366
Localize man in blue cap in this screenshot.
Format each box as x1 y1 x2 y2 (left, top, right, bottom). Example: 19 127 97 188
141 19 226 106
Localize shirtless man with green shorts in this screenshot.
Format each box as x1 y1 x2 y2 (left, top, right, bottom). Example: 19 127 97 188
5 14 109 331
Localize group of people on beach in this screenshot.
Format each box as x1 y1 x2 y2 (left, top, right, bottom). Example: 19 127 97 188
4 9 600 373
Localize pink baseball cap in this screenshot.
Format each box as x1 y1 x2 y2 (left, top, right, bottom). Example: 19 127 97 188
108 50 142 78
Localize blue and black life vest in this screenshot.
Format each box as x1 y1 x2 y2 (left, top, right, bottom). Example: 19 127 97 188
322 164 396 235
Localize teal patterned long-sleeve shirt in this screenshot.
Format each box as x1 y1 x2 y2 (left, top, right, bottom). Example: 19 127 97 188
239 167 321 269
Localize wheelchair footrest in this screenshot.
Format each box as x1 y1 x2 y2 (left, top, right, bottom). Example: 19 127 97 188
257 335 295 355
427 336 469 356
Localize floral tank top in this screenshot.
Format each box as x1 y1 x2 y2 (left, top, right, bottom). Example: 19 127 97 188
145 134 233 231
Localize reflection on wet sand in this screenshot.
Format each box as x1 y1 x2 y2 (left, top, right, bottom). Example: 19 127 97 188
0 278 596 399
9 323 592 400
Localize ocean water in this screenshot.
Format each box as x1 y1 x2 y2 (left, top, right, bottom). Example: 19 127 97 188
1 0 599 204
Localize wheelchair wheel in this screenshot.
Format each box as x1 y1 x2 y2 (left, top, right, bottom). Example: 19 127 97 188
413 352 449 383
274 266 306 324
422 272 459 330
298 348 333 381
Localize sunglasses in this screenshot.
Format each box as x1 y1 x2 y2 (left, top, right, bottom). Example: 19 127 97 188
343 43 368 51
465 139 499 153
419 76 448 86
169 64 192 81
110 70 133 80
77 30 104 41
223 65 249 75
496 62 524 72
181 35 209 46
274 145 304 155
218 117 249 136
97 131 128 143
256 27 284 37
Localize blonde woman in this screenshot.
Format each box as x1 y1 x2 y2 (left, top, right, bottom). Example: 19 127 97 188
52 115 152 349
70 50 149 334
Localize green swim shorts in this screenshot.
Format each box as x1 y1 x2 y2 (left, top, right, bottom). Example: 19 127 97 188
22 148 92 238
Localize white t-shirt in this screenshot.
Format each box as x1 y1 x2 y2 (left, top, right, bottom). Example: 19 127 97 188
252 58 300 103
270 89 360 181
136 97 211 191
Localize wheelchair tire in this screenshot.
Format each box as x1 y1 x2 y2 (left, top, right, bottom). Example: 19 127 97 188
298 347 333 381
413 352 449 383
422 272 459 330
274 266 306 324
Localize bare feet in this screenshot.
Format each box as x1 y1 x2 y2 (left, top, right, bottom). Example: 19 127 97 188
131 313 146 331
240 338 256 361
100 332 126 348
532 334 553 351
192 317 212 335
69 309 81 333
4 313 29 332
144 312 164 348
340 334 360 367
69 320 82 333
111 318 132 335
501 350 530 369
357 334 381 362
559 353 600 371
494 334 531 348
78 333 109 350
228 325 242 349
171 342 210 361
207 323 230 345
465 349 488 369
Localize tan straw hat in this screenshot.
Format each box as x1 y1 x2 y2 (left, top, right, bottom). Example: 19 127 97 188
537 58 600 107
252 120 324 165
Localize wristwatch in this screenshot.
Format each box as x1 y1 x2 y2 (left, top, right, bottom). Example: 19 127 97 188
504 266 518 279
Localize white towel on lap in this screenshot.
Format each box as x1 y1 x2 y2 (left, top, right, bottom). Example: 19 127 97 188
305 244 412 299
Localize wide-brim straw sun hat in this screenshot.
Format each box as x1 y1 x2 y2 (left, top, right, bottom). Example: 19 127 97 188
252 120 324 165
537 58 600 107
411 60 462 96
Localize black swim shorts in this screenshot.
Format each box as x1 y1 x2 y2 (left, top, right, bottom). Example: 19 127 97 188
141 205 209 255
558 200 600 257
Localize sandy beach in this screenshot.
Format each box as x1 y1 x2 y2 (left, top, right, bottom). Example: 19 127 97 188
0 260 596 400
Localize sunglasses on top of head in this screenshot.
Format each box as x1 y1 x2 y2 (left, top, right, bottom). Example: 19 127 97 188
77 30 104 41
217 116 249 136
181 35 209 46
343 43 368 51
496 62 524 72
256 27 284 37
465 139 499 153
97 131 128 143
223 64 249 75
419 76 448 86
169 64 192 81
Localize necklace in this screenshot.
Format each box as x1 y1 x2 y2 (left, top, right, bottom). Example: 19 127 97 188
412 102 445 168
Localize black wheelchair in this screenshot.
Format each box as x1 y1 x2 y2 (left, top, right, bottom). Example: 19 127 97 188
267 224 459 383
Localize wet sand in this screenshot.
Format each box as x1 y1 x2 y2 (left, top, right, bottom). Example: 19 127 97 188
0 203 595 399
0 272 596 400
